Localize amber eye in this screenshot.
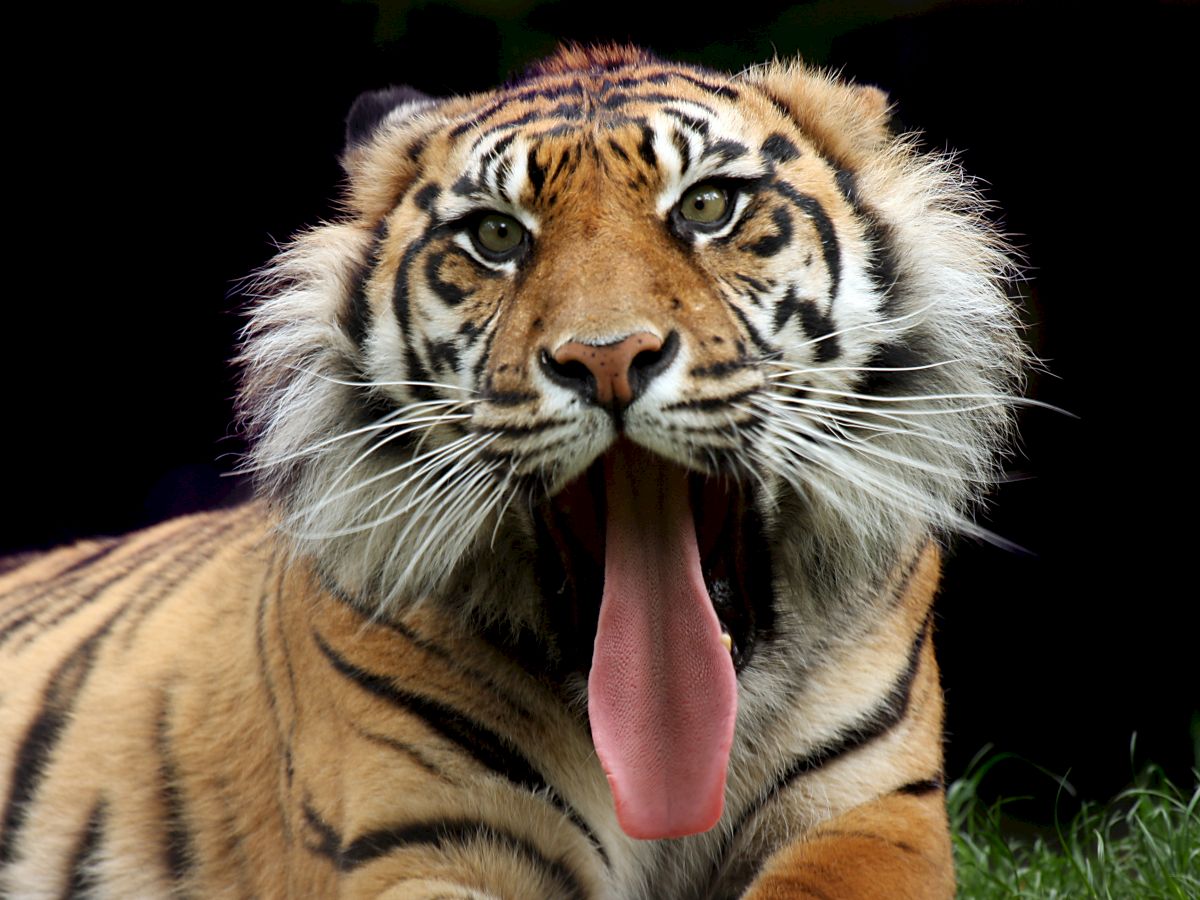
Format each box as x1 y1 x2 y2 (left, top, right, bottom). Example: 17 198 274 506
475 213 525 256
678 183 730 225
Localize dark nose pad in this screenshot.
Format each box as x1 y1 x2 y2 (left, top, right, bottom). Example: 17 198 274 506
542 331 679 409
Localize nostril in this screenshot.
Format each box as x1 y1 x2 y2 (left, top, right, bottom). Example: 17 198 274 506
629 331 679 384
541 349 596 393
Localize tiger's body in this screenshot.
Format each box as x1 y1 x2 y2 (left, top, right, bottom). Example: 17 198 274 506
0 46 1024 898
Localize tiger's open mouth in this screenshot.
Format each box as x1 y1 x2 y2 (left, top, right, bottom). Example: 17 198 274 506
534 439 775 839
536 444 774 675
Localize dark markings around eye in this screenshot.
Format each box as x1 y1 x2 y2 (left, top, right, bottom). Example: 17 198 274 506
767 180 841 306
774 287 840 363
745 206 793 258
423 250 472 307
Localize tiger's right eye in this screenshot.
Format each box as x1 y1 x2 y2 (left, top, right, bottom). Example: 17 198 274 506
475 213 525 257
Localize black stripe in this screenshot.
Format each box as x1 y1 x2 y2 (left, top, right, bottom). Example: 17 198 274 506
550 145 575 182
341 226 381 349
413 183 440 212
722 613 933 846
777 288 840 363
254 573 295 802
856 338 933 399
895 776 944 796
761 133 801 164
745 206 794 258
690 358 749 378
302 800 343 861
768 180 842 305
725 299 779 358
835 168 904 316
0 603 128 865
392 229 444 402
449 84 587 138
661 108 710 135
63 798 106 899
354 727 453 781
304 803 588 898
424 337 461 374
735 273 772 295
671 128 692 175
482 389 538 407
382 618 535 721
482 418 566 436
675 72 738 100
662 387 757 412
339 818 588 898
704 138 748 162
312 632 607 865
637 124 657 168
117 518 245 650
605 137 630 163
0 539 131 643
526 145 547 198
157 691 194 886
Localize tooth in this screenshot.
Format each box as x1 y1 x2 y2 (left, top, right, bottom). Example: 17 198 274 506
719 631 733 653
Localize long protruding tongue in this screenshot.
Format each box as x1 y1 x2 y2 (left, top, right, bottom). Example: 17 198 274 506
588 440 738 839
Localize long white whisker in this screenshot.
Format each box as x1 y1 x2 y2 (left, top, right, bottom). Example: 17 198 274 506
282 365 478 394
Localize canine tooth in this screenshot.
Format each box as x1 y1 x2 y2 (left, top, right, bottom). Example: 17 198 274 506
719 631 733 653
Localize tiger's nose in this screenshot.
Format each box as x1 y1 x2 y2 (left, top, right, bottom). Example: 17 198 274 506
542 331 678 409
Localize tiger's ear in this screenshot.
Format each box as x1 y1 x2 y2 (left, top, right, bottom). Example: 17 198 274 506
344 85 435 151
341 86 438 218
750 62 893 169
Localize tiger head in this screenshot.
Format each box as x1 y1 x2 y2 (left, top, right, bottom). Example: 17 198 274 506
239 45 1024 839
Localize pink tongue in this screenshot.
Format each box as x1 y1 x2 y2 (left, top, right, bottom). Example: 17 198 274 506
588 441 738 839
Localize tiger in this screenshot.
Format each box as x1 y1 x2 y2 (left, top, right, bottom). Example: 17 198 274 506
0 44 1026 898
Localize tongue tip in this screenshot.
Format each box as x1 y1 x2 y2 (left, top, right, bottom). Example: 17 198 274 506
612 778 729 840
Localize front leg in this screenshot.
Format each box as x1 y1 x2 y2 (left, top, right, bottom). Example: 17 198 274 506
741 786 954 900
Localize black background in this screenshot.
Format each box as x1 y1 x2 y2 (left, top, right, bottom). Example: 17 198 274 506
5 0 1196 820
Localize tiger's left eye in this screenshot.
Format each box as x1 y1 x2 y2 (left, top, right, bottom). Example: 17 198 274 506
475 213 525 256
678 184 730 225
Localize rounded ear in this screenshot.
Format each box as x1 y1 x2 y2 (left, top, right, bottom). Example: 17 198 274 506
344 85 435 151
748 62 893 169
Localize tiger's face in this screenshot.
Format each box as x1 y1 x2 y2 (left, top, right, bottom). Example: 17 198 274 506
241 46 1022 838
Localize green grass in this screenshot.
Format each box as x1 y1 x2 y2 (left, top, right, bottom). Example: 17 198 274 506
949 748 1200 899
